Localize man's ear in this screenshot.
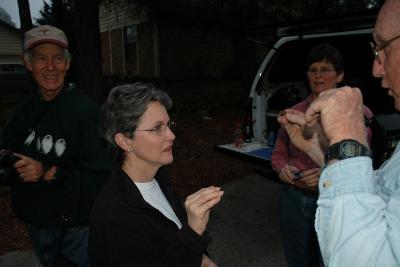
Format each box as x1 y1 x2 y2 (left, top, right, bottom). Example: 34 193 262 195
337 71 344 84
23 55 33 72
65 59 71 71
114 133 131 151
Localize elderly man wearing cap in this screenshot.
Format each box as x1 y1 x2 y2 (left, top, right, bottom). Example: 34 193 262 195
0 25 111 267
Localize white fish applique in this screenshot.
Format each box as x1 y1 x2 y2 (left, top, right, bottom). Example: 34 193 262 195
54 139 66 157
24 130 35 146
41 135 53 154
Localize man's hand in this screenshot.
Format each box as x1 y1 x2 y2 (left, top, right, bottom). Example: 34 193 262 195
13 154 44 182
185 186 224 236
43 166 57 182
305 86 368 146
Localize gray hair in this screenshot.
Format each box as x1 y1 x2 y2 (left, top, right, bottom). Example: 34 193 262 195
101 82 173 149
23 48 71 63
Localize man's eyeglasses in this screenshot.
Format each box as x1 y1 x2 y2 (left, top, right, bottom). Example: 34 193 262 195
372 33 400 58
135 121 176 136
307 67 335 76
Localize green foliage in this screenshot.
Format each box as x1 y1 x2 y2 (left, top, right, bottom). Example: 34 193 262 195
38 0 383 31
0 7 16 27
221 0 382 25
35 0 75 27
34 0 76 50
123 0 382 28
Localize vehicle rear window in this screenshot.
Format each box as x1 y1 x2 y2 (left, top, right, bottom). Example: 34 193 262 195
266 34 395 114
268 34 375 84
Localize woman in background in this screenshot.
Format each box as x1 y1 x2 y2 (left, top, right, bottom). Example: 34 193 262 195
271 43 373 267
89 82 223 267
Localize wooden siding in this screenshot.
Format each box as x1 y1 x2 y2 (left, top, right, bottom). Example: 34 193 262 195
137 21 155 77
0 22 22 60
110 28 124 75
158 23 233 79
99 0 141 32
100 31 111 75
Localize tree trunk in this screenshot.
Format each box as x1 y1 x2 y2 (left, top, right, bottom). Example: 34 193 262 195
17 0 35 93
17 0 32 34
74 0 103 103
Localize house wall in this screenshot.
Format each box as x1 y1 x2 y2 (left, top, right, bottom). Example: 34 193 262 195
158 22 233 80
99 0 138 77
111 28 124 75
98 0 233 80
100 31 111 75
137 21 156 77
99 0 139 32
0 22 23 63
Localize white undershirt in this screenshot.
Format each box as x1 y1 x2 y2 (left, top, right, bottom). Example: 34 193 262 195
135 179 182 228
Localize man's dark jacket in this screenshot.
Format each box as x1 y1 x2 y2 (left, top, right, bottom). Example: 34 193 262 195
1 86 111 227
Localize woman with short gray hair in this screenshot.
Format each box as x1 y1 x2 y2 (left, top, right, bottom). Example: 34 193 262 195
89 82 223 267
100 82 173 164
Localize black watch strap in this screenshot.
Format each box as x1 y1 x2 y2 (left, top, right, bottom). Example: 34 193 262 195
325 139 371 163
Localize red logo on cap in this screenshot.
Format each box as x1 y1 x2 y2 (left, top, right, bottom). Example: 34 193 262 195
39 29 50 36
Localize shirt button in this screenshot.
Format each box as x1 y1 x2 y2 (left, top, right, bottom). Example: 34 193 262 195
323 180 332 188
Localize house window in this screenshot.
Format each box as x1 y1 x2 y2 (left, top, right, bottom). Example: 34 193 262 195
125 25 137 62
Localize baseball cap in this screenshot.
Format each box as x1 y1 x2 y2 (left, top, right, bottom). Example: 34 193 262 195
23 25 68 51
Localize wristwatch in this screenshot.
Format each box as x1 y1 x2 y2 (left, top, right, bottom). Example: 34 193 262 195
325 139 371 163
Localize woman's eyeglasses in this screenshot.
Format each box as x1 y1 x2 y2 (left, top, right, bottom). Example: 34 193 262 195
307 67 335 76
135 121 176 136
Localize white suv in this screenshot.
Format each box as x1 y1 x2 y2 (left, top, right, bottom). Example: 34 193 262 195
216 15 396 170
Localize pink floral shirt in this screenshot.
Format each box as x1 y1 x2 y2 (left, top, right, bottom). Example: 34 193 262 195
271 93 374 175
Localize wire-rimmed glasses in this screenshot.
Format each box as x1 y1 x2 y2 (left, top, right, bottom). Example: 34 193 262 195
307 67 335 76
135 121 176 136
371 33 400 59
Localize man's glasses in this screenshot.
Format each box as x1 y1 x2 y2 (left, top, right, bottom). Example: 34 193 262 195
135 121 176 136
372 33 400 58
307 67 335 76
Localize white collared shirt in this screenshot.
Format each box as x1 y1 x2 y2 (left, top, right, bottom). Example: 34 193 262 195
135 179 182 228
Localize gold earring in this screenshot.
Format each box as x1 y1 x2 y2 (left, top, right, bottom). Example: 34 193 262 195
127 147 133 153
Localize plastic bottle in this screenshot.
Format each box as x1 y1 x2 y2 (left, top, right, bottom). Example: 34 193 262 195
243 115 252 143
234 122 243 147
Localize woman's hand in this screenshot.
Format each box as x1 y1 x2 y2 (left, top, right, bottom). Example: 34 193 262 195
278 164 298 185
185 186 224 235
278 109 326 166
201 254 218 267
278 109 318 152
294 168 320 190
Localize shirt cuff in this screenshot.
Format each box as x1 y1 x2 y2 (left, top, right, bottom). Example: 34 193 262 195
319 157 377 199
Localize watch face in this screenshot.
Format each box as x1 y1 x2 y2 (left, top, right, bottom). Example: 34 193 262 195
325 139 371 163
343 142 358 157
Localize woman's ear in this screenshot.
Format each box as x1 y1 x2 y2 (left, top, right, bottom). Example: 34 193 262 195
114 133 132 151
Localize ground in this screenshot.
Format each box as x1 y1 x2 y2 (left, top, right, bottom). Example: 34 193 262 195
0 79 253 255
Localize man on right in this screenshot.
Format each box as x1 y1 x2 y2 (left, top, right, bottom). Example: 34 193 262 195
278 0 400 265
